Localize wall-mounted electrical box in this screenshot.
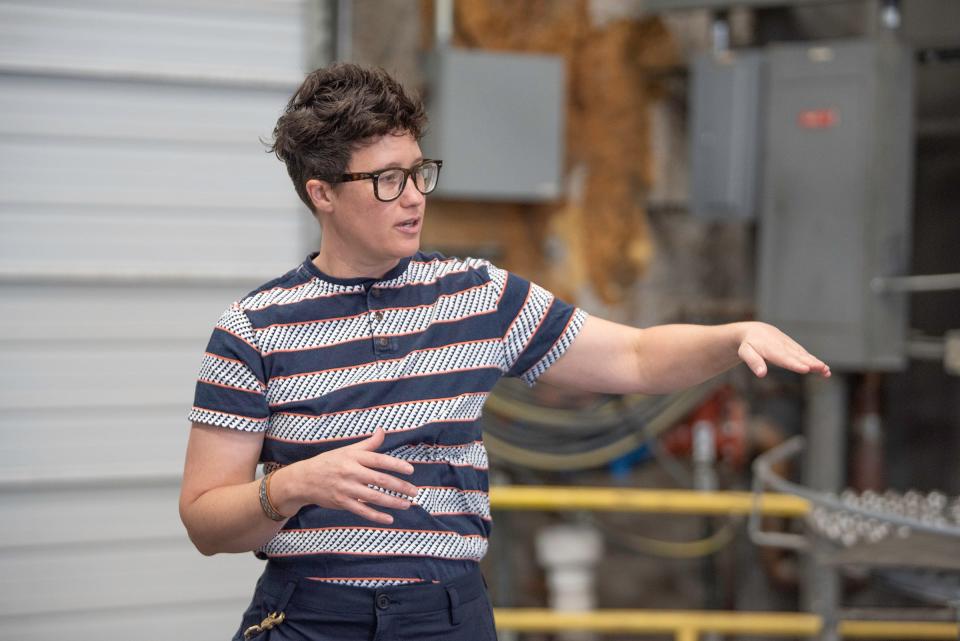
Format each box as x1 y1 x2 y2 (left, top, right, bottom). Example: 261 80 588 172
421 48 565 201
757 39 914 370
689 49 763 220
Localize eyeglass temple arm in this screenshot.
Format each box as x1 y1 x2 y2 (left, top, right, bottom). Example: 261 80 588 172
335 172 376 183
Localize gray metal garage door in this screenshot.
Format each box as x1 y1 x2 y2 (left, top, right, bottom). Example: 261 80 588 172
0 1 325 638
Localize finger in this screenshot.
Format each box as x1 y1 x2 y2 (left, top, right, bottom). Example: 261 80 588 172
789 344 829 373
360 451 415 476
342 459 416 493
739 342 767 377
356 485 414 510
788 344 820 362
783 358 811 373
778 353 831 376
775 352 811 370
788 344 814 361
348 427 385 451
344 498 395 525
363 470 419 498
794 350 829 373
811 360 831 376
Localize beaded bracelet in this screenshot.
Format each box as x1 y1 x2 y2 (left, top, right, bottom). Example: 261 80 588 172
259 471 288 522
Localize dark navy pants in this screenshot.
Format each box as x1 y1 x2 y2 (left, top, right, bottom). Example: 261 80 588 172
233 564 498 641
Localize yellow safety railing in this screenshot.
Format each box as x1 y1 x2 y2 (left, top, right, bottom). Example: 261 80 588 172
489 485 809 517
490 609 958 640
487 487 959 639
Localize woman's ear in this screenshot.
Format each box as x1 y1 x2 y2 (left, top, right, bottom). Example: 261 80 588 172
305 179 336 214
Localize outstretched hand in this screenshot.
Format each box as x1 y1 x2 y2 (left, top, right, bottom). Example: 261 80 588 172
736 322 831 379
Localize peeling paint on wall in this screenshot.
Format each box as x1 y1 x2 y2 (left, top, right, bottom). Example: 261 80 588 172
416 0 678 305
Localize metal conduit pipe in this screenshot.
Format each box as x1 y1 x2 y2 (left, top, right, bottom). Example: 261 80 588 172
753 437 960 539
870 272 960 293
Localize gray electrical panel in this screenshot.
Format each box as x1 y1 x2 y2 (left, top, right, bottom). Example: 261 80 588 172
421 48 565 201
757 39 914 370
690 50 763 220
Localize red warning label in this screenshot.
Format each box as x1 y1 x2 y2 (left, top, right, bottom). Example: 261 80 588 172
798 108 839 129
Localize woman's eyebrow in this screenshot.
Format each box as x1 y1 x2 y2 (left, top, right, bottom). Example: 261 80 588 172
375 156 425 171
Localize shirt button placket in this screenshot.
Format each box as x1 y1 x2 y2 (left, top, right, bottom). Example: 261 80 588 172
370 302 389 352
368 287 386 353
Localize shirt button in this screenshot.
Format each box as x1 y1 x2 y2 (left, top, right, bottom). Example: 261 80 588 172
376 337 389 348
374 311 384 322
371 288 382 298
376 594 390 610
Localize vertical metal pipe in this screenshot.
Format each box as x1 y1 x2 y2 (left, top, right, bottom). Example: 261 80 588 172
710 10 730 54
333 0 352 62
801 374 848 641
435 0 454 49
880 0 901 31
693 420 721 631
490 468 519 641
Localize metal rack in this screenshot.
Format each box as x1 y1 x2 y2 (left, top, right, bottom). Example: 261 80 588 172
488 484 960 639
749 436 960 637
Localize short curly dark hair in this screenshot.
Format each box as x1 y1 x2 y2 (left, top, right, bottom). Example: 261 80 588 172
269 63 428 213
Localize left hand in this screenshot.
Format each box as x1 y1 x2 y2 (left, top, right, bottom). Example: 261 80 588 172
736 322 831 378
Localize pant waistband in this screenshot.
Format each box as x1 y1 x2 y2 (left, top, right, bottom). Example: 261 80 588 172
257 563 486 615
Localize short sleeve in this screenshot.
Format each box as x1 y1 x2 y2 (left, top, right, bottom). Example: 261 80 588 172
188 304 270 432
487 265 588 386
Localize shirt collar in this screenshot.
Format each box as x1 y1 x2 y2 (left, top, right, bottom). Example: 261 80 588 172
300 252 415 287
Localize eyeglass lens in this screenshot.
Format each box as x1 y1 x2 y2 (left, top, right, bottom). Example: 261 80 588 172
377 162 440 200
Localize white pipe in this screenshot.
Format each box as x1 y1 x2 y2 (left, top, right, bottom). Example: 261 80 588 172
435 0 454 49
536 524 603 641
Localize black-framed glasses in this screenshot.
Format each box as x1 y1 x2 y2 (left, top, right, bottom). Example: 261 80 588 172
332 159 443 202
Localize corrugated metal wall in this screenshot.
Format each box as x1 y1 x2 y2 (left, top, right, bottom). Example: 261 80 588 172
0 1 324 637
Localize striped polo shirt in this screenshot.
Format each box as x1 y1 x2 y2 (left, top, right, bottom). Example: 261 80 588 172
189 251 586 587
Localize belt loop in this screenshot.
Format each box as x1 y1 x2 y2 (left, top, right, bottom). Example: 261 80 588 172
244 581 297 641
277 580 297 612
446 585 461 625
